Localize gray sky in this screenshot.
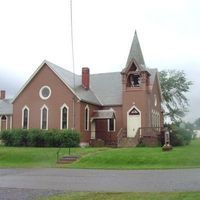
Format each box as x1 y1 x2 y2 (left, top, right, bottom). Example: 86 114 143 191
0 0 199 122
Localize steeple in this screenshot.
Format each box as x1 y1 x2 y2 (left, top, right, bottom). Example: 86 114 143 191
126 30 146 68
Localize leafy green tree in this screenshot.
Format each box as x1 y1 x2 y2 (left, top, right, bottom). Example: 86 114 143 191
194 118 200 129
159 70 192 122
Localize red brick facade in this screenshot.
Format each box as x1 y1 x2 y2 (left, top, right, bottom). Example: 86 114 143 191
1 32 163 147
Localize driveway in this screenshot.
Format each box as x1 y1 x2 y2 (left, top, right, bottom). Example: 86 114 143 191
0 168 200 199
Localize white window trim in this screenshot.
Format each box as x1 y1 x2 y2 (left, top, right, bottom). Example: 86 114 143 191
60 104 69 129
84 105 90 131
10 115 12 129
0 116 1 131
107 118 116 132
40 104 48 130
39 85 51 100
22 106 30 129
6 115 8 130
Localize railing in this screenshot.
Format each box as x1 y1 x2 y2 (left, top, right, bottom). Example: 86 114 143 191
139 127 161 137
117 128 123 145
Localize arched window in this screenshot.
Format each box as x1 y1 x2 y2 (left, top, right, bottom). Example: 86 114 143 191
41 105 48 130
84 105 90 131
22 106 29 129
60 104 69 129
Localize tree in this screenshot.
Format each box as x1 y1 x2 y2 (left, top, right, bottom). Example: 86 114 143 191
194 118 200 129
159 70 192 122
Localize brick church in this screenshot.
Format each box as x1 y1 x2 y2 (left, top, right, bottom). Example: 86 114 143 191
0 32 163 147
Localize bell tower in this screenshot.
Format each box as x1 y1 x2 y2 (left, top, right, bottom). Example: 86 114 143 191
121 31 151 136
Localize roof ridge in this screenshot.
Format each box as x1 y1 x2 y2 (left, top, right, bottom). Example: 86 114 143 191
91 71 120 76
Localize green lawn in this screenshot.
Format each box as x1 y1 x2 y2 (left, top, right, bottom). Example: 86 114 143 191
39 192 200 200
67 139 200 169
0 139 200 169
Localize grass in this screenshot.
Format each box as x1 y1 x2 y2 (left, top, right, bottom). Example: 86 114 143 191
0 145 106 168
66 139 200 169
39 191 200 200
0 139 200 169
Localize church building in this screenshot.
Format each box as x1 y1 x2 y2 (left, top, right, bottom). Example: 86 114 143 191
0 32 163 147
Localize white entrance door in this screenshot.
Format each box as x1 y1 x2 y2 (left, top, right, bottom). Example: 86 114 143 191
127 106 141 137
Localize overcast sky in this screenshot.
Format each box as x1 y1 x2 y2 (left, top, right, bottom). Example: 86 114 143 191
0 0 199 122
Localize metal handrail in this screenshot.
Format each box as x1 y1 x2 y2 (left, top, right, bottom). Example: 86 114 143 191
117 128 123 145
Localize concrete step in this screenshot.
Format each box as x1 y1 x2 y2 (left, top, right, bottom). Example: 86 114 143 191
117 137 138 147
57 155 80 164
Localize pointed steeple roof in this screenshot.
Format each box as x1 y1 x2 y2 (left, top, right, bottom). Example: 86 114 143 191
126 31 146 68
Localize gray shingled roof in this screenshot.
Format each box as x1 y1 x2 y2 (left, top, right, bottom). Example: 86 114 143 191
0 99 13 115
91 109 115 121
11 59 158 109
47 61 122 106
39 61 157 106
126 31 146 68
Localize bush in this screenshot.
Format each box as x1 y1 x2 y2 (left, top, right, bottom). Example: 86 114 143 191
160 124 192 146
27 129 45 147
12 129 28 146
60 129 80 147
0 130 13 146
0 128 80 147
170 126 192 146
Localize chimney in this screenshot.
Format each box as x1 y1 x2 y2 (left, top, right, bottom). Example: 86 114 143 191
0 90 6 100
82 67 90 90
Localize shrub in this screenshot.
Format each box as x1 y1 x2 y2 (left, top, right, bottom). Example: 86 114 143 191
12 129 28 146
0 130 13 146
60 129 80 147
170 126 192 146
160 124 192 146
0 128 80 147
27 129 45 147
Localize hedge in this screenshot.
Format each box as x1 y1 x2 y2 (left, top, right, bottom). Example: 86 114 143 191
160 124 192 146
0 129 80 147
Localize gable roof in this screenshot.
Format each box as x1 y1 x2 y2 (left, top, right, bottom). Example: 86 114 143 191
126 31 146 69
12 59 160 107
0 99 13 115
12 60 122 106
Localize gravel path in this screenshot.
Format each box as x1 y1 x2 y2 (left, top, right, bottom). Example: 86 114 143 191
0 168 200 199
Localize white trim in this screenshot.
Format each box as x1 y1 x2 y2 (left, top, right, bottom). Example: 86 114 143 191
84 105 90 131
0 116 1 131
22 106 30 129
40 104 48 130
0 115 8 131
107 118 116 132
60 104 69 129
5 115 8 130
39 85 51 100
10 115 12 129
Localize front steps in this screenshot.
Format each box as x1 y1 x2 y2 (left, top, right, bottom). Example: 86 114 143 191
117 137 138 147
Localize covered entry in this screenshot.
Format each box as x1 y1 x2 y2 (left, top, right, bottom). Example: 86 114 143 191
90 109 116 145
